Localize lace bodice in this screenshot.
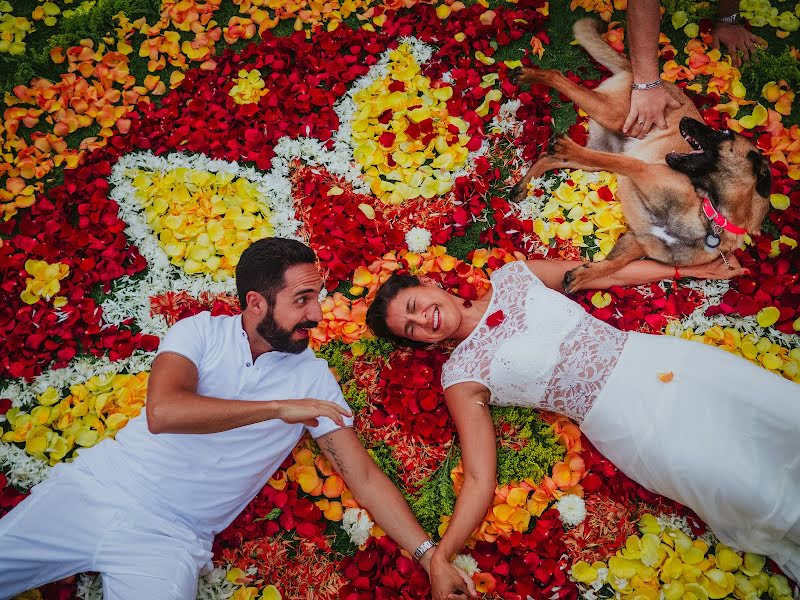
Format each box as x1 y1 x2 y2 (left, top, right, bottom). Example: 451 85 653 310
441 261 628 423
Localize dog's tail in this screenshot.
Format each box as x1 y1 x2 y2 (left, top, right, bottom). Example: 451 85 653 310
573 18 631 74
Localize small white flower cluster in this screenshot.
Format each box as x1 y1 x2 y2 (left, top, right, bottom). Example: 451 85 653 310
196 566 242 600
0 442 50 490
342 507 374 547
555 493 587 527
75 574 104 600
405 227 432 253
489 99 523 136
451 553 479 576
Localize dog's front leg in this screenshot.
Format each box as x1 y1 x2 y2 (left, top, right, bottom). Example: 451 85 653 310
550 136 652 179
562 232 646 293
510 155 566 200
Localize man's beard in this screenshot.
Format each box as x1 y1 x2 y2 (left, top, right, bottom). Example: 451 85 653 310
256 311 317 354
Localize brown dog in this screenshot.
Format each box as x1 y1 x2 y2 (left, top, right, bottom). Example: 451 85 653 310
511 18 772 293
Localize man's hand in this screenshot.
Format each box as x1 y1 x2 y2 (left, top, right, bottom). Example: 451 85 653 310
275 398 351 427
683 253 747 280
623 85 681 139
430 553 477 600
711 22 765 68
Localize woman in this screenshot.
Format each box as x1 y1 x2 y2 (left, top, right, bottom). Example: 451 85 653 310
365 256 800 599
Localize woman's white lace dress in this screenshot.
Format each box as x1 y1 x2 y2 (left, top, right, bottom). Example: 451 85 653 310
442 261 800 581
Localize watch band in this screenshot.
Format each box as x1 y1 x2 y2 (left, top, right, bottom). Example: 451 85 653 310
413 539 437 561
716 12 739 24
631 79 662 91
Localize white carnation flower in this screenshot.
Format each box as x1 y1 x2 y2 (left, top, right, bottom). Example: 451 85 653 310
342 507 374 547
555 494 586 527
405 227 432 253
451 554 479 575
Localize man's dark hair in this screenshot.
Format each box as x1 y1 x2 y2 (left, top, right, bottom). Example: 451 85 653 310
365 273 427 348
235 237 316 309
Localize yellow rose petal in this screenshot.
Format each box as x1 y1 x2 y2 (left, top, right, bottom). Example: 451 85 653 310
756 306 781 328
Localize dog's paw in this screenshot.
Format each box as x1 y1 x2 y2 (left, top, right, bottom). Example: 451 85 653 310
510 181 528 201
562 264 590 294
511 67 547 88
551 135 579 159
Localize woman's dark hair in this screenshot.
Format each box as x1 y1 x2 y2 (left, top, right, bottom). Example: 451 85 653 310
365 273 427 348
235 237 316 309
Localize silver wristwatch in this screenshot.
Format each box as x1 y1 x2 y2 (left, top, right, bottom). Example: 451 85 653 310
717 12 739 24
413 538 437 561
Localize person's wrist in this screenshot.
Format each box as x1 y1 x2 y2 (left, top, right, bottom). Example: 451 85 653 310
418 546 435 572
716 12 739 24
631 79 662 91
413 538 437 563
270 399 285 421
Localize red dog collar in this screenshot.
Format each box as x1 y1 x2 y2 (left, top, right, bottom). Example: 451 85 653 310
702 196 747 235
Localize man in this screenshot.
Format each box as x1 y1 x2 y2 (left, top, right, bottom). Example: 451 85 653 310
0 238 474 599
624 0 764 138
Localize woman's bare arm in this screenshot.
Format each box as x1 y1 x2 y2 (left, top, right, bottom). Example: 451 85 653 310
429 382 495 600
525 255 745 292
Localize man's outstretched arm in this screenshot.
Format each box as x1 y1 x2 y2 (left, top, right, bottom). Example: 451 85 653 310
146 353 350 434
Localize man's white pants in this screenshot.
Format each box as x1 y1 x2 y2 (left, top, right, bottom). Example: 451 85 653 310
0 462 212 600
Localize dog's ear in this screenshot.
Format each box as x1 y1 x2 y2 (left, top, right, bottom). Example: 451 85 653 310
747 150 772 198
746 150 772 233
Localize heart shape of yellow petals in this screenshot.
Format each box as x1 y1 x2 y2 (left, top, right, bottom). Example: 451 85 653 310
129 167 275 279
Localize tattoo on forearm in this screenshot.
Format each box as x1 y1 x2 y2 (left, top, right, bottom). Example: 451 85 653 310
322 438 349 477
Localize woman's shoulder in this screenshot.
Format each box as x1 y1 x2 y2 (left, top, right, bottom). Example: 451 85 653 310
489 260 541 296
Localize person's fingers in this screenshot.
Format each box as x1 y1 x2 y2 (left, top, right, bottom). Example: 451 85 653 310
668 97 681 109
322 407 345 426
655 110 668 130
730 267 748 278
711 35 720 49
742 44 751 63
302 418 320 427
335 404 353 417
463 574 477 597
637 119 652 139
623 109 638 135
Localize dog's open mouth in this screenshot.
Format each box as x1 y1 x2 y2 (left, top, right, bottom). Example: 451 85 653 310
683 134 704 154
677 118 707 155
665 117 716 175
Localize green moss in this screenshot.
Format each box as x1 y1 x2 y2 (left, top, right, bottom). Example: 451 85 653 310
491 406 565 486
446 221 488 260
316 340 354 382
367 442 403 487
410 448 460 536
342 379 368 412
741 46 800 95
359 337 396 358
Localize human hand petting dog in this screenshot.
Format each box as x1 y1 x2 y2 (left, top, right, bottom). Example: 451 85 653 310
624 85 681 139
681 253 748 280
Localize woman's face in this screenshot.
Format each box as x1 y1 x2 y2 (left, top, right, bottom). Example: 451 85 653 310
384 282 461 344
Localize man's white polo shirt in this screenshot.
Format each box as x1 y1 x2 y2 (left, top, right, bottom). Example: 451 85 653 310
75 312 353 540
